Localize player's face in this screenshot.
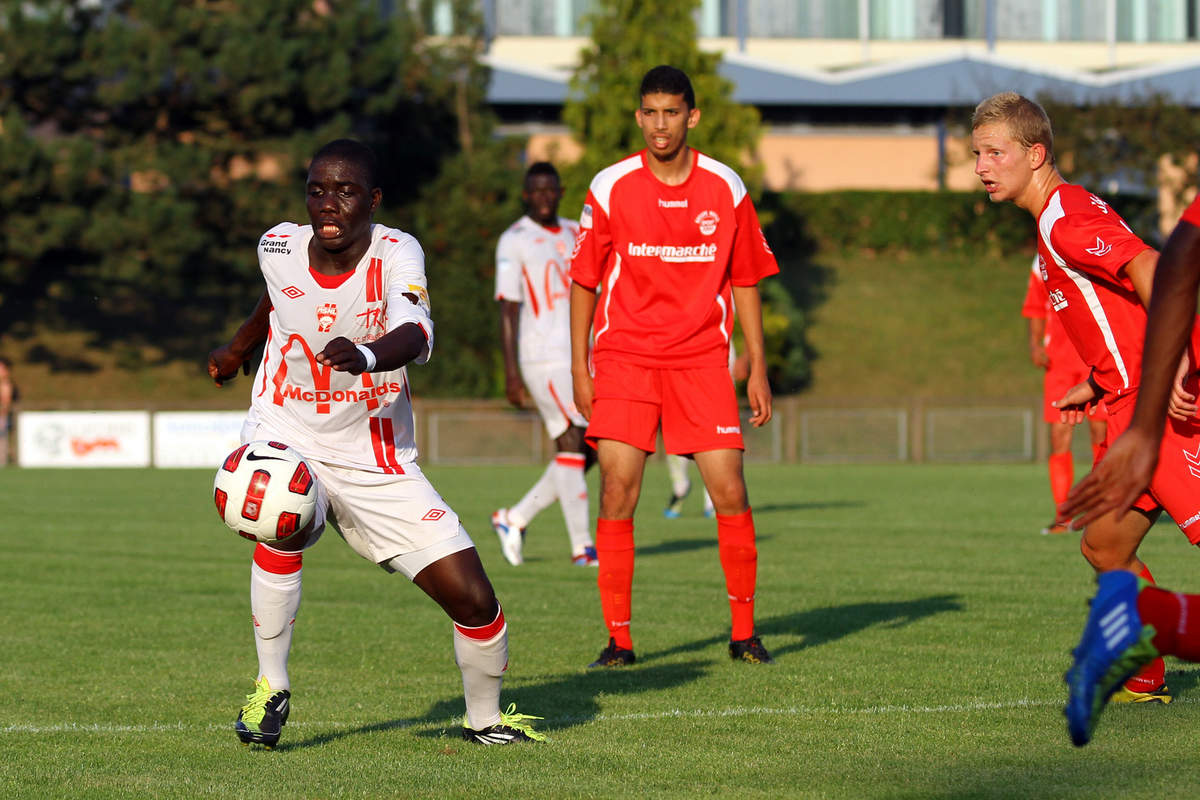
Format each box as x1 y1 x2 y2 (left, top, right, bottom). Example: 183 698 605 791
305 156 381 253
523 174 562 225
636 92 700 163
971 122 1035 204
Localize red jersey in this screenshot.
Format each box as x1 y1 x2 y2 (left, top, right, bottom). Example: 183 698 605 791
569 150 778 368
1020 258 1089 372
1035 184 1151 403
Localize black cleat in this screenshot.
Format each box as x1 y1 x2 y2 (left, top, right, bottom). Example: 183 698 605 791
462 703 546 744
234 677 291 748
729 635 774 664
588 637 636 668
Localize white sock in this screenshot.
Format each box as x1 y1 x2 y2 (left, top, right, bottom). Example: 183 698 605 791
250 561 302 692
453 608 508 730
551 453 591 555
510 462 558 528
702 488 713 514
667 454 691 497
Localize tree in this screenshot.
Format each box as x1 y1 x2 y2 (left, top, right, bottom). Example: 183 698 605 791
0 0 483 368
560 0 761 215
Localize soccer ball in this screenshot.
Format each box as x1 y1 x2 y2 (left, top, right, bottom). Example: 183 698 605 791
213 440 318 544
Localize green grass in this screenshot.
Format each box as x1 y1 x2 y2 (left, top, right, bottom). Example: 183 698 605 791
3 463 1200 799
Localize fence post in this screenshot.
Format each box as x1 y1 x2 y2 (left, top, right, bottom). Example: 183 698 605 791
909 397 925 463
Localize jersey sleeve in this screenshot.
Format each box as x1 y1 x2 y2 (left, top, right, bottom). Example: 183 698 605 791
494 227 524 303
1180 195 1200 229
1053 202 1150 284
383 234 435 364
1021 264 1047 319
729 194 779 286
568 188 611 290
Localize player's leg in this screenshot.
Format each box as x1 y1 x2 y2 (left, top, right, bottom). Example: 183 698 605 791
1079 507 1167 701
491 463 556 566
554 424 596 565
664 454 691 518
587 437 649 665
1042 421 1075 534
1066 570 1200 746
236 516 322 748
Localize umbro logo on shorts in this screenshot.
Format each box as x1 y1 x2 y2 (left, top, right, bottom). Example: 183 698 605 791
422 509 446 521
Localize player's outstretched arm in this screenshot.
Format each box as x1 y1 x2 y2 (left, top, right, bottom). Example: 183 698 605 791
209 290 270 386
569 281 597 421
316 323 427 375
1061 219 1200 526
732 284 772 427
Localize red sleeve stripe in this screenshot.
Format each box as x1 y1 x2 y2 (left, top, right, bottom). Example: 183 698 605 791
369 417 405 474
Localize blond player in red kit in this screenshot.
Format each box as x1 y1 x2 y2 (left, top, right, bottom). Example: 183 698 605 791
973 92 1200 706
569 66 779 667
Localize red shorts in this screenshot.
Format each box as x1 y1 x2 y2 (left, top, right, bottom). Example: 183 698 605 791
1101 389 1200 543
1044 362 1097 424
586 360 743 455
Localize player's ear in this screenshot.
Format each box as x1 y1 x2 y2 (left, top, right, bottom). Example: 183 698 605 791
1028 143 1048 170
369 187 382 213
687 107 701 129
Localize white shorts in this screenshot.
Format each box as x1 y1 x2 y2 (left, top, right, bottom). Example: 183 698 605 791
520 361 586 440
241 425 474 580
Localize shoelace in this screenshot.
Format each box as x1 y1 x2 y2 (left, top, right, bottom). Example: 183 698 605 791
498 703 547 741
240 681 273 725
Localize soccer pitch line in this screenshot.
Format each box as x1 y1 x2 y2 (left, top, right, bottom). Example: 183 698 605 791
3 696 1142 736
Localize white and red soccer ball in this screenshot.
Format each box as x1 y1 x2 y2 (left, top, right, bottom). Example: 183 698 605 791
213 441 317 544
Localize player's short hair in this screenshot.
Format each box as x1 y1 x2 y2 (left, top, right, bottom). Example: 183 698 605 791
310 139 381 189
971 92 1054 163
525 161 560 184
639 65 695 110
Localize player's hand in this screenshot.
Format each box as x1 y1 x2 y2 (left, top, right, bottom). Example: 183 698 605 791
746 371 773 427
1059 427 1159 529
572 364 593 422
1168 356 1198 421
1030 343 1049 369
316 336 366 375
504 372 529 409
208 345 250 386
1052 380 1098 425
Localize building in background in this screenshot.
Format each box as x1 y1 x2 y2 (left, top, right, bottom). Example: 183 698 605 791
417 0 1200 195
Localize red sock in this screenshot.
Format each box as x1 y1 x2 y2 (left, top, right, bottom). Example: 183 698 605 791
1048 452 1073 508
717 508 758 641
595 518 635 650
1139 586 1200 662
1125 565 1166 691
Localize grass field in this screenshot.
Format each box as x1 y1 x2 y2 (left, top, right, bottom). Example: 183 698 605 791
4 462 1200 799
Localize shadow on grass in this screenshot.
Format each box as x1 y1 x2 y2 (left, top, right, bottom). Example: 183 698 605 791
647 595 964 661
277 660 712 748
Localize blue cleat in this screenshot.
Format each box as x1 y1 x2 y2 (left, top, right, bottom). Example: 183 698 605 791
1064 571 1160 747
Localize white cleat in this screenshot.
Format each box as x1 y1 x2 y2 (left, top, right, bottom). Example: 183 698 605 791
491 509 524 566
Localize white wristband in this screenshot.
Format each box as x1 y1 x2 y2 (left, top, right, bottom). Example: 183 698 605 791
356 343 377 372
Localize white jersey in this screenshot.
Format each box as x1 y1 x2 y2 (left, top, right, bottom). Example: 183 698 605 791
244 222 435 473
494 215 578 365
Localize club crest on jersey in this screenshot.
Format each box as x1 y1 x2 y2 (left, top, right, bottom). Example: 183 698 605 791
316 303 337 333
695 210 720 236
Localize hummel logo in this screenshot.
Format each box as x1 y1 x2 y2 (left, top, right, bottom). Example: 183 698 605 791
1086 238 1112 258
246 453 287 462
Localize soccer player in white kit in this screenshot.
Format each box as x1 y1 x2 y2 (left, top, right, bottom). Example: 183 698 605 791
491 162 597 567
207 139 543 747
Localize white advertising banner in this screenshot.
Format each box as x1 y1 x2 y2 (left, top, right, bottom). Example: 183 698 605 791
17 411 151 467
153 411 246 468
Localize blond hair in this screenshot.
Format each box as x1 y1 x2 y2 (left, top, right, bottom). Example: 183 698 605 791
972 92 1054 163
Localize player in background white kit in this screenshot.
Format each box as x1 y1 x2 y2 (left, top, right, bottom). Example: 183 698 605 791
491 162 597 567
207 140 543 748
